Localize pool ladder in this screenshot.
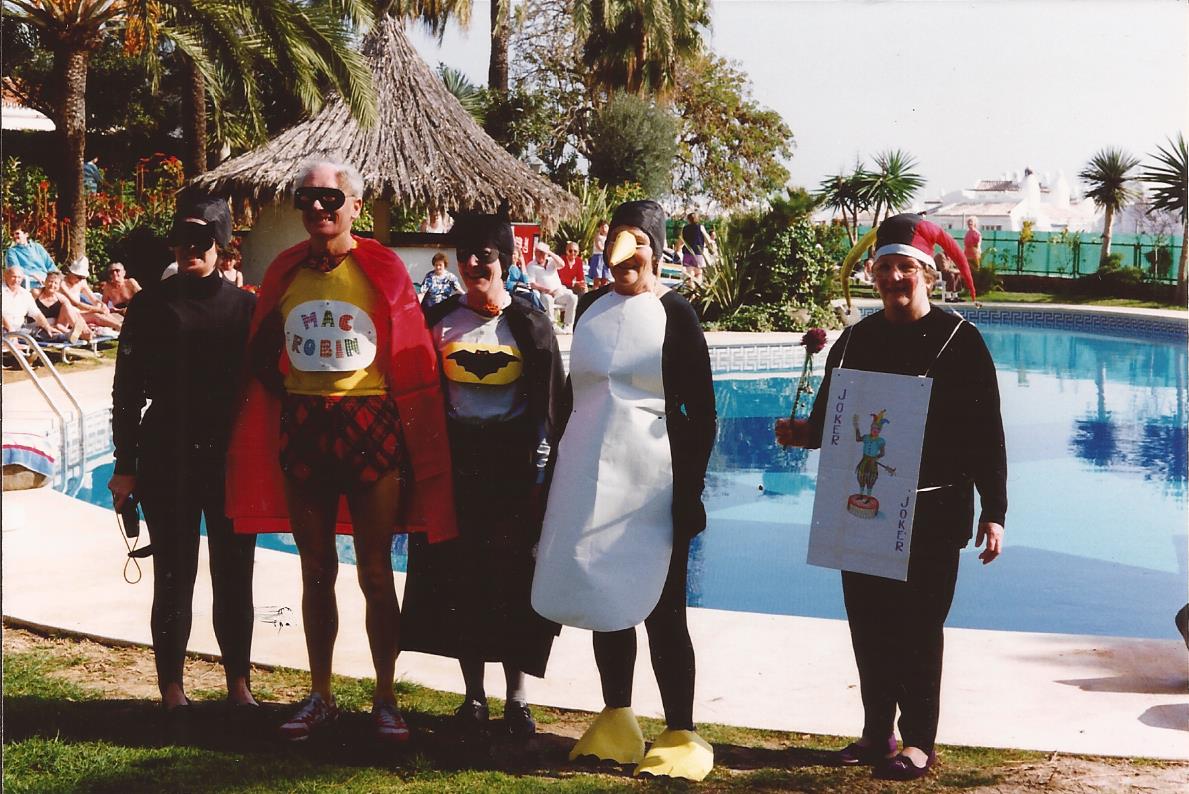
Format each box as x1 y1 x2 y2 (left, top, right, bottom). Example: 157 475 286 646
2 331 91 492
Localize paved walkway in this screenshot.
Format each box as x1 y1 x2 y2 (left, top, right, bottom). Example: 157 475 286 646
3 318 1187 760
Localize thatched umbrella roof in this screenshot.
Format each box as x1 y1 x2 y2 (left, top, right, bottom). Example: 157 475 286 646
192 16 578 229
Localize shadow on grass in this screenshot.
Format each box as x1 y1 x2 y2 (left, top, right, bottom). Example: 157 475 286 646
5 695 867 793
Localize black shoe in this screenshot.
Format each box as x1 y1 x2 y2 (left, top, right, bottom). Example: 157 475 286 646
454 699 490 735
503 701 536 739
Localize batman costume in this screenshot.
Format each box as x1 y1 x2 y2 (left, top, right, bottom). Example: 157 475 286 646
401 210 564 715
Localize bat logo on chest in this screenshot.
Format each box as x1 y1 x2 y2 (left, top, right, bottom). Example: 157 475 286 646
442 342 524 384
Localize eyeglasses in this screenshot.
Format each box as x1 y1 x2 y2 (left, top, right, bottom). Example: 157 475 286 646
170 221 216 251
294 187 353 211
456 247 501 265
872 260 923 277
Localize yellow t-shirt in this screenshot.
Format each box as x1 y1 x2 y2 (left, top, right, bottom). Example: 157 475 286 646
279 256 387 396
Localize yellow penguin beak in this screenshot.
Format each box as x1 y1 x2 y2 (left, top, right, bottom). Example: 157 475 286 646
608 230 641 266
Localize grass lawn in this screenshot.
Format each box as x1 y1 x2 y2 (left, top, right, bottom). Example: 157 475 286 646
5 626 1186 793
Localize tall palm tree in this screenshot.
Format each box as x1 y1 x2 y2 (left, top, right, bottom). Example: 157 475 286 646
1140 133 1187 304
1079 147 1140 267
4 0 377 259
140 1 378 176
4 1 121 260
858 149 925 229
574 0 710 96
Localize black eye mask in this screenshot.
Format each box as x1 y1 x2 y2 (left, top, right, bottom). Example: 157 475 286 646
294 187 347 211
456 246 501 265
170 221 217 251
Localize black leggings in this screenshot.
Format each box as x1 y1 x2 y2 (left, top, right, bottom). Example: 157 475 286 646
592 537 695 731
841 543 961 754
139 459 256 692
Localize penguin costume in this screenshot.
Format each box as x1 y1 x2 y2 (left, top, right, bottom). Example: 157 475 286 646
401 203 564 737
531 200 718 780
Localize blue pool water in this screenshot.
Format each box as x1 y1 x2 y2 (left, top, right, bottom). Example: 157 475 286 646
72 322 1187 639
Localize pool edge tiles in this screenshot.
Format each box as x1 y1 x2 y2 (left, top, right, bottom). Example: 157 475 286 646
858 302 1188 341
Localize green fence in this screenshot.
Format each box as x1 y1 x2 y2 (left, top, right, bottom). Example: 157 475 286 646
857 226 1183 284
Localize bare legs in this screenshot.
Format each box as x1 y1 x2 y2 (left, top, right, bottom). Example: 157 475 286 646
285 470 402 705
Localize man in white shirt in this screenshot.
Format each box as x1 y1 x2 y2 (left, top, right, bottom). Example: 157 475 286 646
2 263 56 337
527 242 577 332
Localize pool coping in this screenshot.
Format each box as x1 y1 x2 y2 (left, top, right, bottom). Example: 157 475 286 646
4 308 1188 760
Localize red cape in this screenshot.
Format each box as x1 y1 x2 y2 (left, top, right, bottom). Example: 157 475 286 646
225 236 457 543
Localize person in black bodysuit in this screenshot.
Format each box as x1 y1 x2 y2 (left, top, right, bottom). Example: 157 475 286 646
777 213 1006 781
108 192 258 715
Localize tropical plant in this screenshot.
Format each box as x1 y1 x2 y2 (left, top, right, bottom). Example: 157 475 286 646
2 0 377 260
549 179 612 255
816 166 871 246
1140 133 1187 303
856 149 925 229
585 92 678 196
695 226 753 318
437 63 486 122
573 0 710 96
1078 147 1140 267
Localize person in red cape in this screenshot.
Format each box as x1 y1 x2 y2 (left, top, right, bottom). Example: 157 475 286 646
226 160 457 744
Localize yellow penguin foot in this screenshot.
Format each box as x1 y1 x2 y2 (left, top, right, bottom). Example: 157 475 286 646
634 728 714 781
568 707 645 765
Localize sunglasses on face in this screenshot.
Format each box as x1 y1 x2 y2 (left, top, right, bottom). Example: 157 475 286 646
457 247 501 265
294 187 350 212
171 221 217 251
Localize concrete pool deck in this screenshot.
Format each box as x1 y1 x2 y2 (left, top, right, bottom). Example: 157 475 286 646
3 318 1187 761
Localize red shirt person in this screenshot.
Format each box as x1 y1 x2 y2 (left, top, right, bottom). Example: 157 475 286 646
558 240 587 293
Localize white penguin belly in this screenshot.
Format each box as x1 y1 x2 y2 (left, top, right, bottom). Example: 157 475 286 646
532 291 674 632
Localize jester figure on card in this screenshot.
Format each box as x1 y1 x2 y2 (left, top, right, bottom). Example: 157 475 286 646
401 202 564 740
226 160 457 745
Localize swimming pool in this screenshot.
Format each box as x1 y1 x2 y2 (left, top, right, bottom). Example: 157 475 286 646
70 319 1187 640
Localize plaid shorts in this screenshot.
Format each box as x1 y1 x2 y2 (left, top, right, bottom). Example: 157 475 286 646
279 393 405 488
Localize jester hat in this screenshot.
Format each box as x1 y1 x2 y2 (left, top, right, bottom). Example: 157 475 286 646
875 213 976 300
840 213 977 306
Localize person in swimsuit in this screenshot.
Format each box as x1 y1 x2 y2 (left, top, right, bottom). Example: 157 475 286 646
36 270 91 341
101 262 142 312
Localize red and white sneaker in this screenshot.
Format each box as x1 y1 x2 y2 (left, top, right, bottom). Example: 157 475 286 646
278 693 338 742
373 701 411 744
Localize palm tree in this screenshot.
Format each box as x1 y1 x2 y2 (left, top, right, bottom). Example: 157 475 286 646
1140 133 1187 304
144 1 378 176
1079 147 1140 267
857 149 925 229
816 166 871 246
574 0 710 96
437 63 486 122
4 1 120 260
4 0 377 260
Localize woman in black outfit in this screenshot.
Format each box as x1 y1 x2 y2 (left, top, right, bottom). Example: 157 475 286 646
108 193 258 713
777 213 1006 781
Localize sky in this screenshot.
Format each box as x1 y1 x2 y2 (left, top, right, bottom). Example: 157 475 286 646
408 0 1188 199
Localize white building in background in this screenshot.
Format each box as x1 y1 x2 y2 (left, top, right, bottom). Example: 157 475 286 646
923 168 1101 233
